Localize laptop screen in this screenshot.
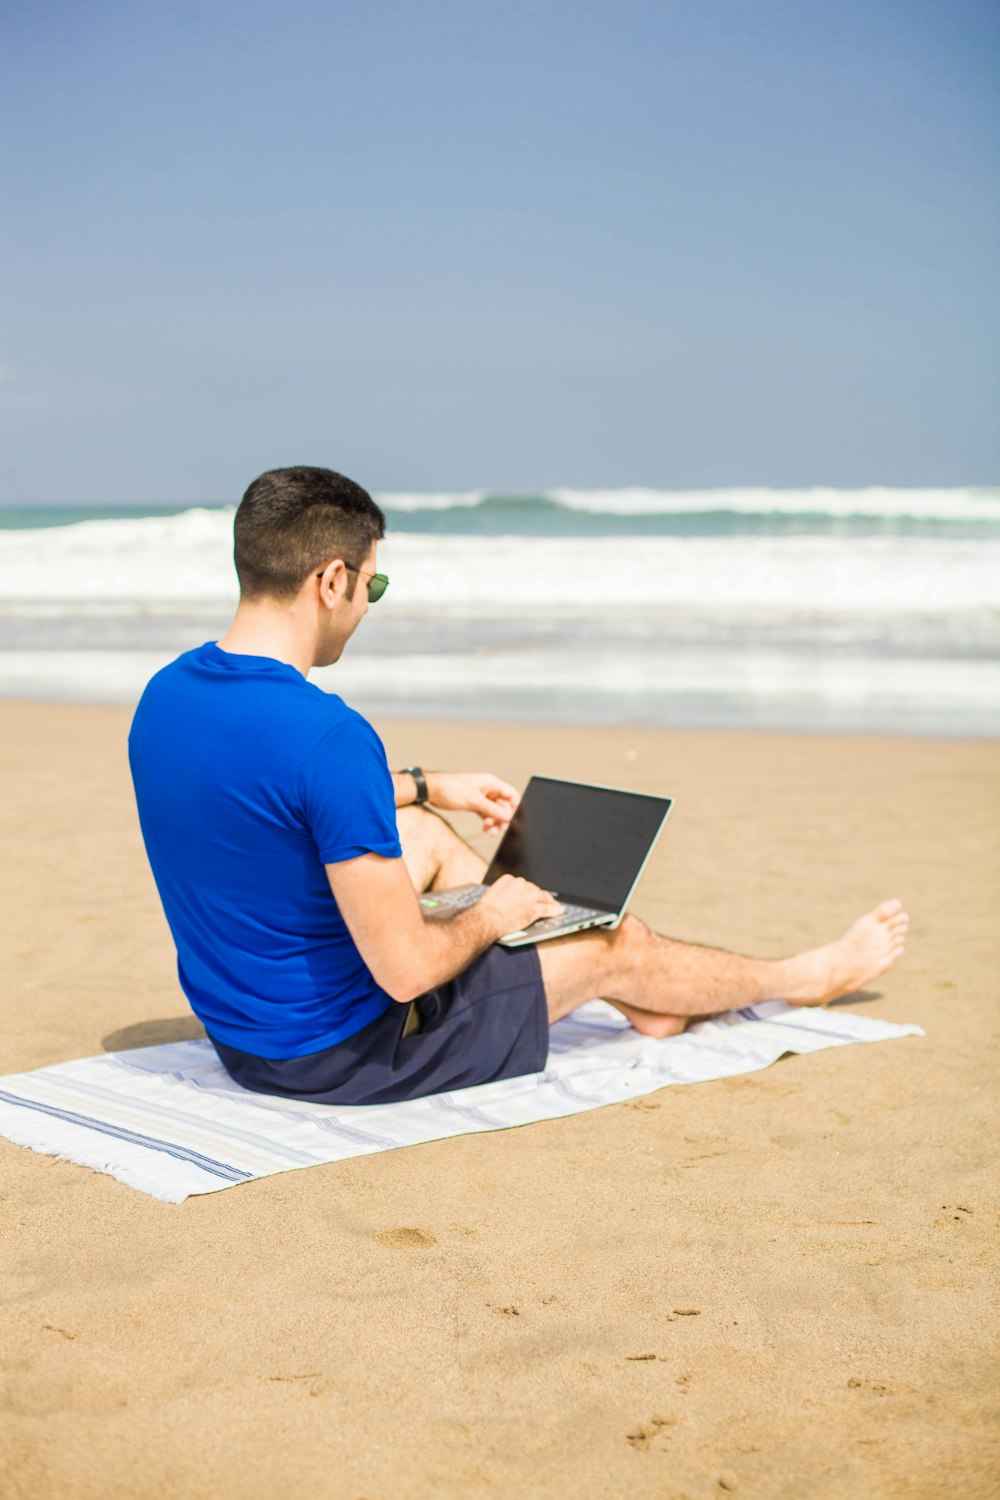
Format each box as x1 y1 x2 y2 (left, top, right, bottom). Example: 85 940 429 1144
484 776 672 913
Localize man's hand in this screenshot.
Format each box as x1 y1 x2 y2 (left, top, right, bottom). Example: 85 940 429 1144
424 771 520 835
477 875 563 935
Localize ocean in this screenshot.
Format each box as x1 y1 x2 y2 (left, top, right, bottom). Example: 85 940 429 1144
1 488 998 735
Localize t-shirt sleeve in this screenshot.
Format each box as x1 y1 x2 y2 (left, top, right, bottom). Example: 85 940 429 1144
295 714 403 865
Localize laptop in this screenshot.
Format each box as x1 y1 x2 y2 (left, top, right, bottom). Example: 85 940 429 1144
418 775 673 947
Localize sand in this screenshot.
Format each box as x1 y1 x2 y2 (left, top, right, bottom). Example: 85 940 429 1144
1 699 997 1499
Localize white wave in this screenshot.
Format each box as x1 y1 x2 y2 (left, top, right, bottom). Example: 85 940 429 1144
0 508 239 604
546 486 1000 521
376 534 1000 615
2 511 999 616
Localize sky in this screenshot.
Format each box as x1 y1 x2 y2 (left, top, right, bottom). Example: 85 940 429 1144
1 0 998 504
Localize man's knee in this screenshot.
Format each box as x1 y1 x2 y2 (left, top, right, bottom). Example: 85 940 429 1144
612 913 652 954
397 803 452 850
567 913 650 976
540 916 649 1022
396 802 434 833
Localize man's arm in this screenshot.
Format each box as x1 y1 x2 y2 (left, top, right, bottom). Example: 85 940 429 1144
326 853 561 1003
391 769 519 835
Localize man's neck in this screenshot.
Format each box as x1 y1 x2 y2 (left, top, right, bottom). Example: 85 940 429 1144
216 601 315 678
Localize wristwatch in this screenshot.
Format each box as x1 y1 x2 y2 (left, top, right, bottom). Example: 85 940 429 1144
402 766 428 805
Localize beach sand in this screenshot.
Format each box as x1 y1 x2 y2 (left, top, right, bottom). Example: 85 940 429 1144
1 700 997 1499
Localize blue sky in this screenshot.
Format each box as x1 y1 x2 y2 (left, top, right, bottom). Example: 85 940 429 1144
2 0 997 503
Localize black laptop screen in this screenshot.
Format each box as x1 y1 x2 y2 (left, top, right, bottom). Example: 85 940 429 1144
484 776 672 913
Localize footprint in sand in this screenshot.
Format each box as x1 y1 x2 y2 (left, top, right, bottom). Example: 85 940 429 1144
373 1227 437 1249
625 1415 676 1450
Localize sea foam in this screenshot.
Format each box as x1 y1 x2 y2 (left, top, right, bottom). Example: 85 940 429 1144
542 486 1000 520
1 508 997 615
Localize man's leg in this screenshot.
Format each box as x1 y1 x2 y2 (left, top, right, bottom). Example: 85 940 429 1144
396 805 909 1031
538 902 909 1035
397 805 487 894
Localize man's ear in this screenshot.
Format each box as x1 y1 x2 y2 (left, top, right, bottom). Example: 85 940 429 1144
316 559 348 607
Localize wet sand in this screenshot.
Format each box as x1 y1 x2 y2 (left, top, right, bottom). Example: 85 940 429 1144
1 700 997 1499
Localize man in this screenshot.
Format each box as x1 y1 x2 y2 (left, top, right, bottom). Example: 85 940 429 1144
129 466 908 1105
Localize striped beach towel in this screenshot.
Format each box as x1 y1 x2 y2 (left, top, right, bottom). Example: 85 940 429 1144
0 1000 922 1203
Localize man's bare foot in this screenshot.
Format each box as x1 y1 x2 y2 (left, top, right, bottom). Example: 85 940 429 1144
612 1001 688 1039
781 899 909 1006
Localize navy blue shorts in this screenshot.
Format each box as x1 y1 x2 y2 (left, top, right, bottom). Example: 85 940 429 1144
209 943 549 1106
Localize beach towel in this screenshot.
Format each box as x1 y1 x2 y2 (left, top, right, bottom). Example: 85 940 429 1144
0 1001 922 1203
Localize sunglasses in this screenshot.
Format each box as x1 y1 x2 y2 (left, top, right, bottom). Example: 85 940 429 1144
315 564 390 604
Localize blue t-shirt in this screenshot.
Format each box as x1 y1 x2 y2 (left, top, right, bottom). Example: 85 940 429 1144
128 642 402 1058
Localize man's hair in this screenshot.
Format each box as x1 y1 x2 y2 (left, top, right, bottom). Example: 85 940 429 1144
234 466 386 602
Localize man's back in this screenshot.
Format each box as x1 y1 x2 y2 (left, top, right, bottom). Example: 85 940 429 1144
128 641 402 1058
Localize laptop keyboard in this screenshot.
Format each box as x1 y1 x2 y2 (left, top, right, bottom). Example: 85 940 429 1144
419 886 485 914
504 904 609 939
419 888 609 937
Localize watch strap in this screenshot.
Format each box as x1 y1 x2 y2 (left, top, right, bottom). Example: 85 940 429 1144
402 766 428 805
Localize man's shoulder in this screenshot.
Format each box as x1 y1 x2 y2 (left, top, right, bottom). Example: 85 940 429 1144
294 693 386 769
130 646 204 725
